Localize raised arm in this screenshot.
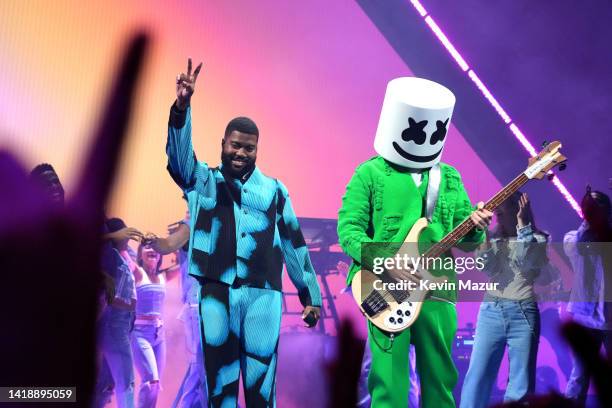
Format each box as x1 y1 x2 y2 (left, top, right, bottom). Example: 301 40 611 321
151 222 190 255
166 58 207 190
103 226 143 244
511 193 549 271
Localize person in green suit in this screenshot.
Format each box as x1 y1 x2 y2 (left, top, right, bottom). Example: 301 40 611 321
338 77 492 408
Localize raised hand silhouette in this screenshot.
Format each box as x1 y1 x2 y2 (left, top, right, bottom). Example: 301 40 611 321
0 32 149 407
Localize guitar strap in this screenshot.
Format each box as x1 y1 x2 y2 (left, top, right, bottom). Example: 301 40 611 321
424 163 455 305
425 163 441 221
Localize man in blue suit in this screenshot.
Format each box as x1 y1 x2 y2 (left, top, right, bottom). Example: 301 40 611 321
166 58 322 408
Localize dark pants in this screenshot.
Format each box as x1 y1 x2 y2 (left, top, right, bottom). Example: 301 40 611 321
565 327 612 404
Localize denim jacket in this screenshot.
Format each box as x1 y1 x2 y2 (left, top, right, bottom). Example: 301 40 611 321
101 245 136 305
477 224 549 300
564 222 612 329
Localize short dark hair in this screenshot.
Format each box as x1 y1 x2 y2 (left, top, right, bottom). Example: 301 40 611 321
106 217 127 233
30 163 57 179
224 117 259 139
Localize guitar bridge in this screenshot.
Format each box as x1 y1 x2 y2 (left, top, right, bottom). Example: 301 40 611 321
361 290 388 317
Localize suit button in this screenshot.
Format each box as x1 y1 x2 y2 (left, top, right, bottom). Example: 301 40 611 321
243 209 248 214
244 189 248 193
241 232 246 238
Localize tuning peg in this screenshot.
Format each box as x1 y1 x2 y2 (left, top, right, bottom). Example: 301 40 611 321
559 163 567 171
541 140 549 148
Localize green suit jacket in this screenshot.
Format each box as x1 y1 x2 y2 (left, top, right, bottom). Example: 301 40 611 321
337 156 485 302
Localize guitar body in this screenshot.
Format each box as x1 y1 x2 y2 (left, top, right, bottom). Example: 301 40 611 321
351 217 448 333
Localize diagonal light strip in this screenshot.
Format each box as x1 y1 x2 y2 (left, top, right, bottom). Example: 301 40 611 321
424 16 469 71
408 0 583 218
509 124 538 157
468 70 511 124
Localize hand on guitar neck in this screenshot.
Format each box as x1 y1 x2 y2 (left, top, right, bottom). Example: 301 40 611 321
470 202 493 231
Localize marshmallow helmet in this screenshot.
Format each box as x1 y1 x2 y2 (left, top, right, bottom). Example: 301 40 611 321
374 77 455 169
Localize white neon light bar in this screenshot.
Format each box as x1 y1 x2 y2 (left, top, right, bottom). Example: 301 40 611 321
468 70 512 124
424 16 469 72
408 1 582 218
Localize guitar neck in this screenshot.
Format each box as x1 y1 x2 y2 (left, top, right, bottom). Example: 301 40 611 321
423 173 529 259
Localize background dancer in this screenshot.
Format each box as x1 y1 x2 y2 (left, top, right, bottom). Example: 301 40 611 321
95 217 143 408
460 192 549 408
131 241 172 408
30 163 65 209
151 210 209 408
564 188 612 404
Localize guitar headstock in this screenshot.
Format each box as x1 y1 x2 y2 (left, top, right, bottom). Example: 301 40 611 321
524 141 567 180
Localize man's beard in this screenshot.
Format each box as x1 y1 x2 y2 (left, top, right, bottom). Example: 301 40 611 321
221 151 255 179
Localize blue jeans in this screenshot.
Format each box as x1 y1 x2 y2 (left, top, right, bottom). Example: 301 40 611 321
131 323 166 408
94 307 136 408
460 298 540 408
172 305 208 408
565 327 612 404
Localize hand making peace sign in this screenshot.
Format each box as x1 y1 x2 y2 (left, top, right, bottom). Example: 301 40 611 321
176 57 203 110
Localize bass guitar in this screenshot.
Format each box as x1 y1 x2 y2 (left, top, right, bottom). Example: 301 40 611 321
351 141 567 332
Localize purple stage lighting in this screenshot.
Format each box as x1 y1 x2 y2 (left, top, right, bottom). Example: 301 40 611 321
409 0 582 218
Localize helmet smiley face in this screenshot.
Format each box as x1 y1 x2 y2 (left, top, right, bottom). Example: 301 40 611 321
393 117 449 163
374 77 455 169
